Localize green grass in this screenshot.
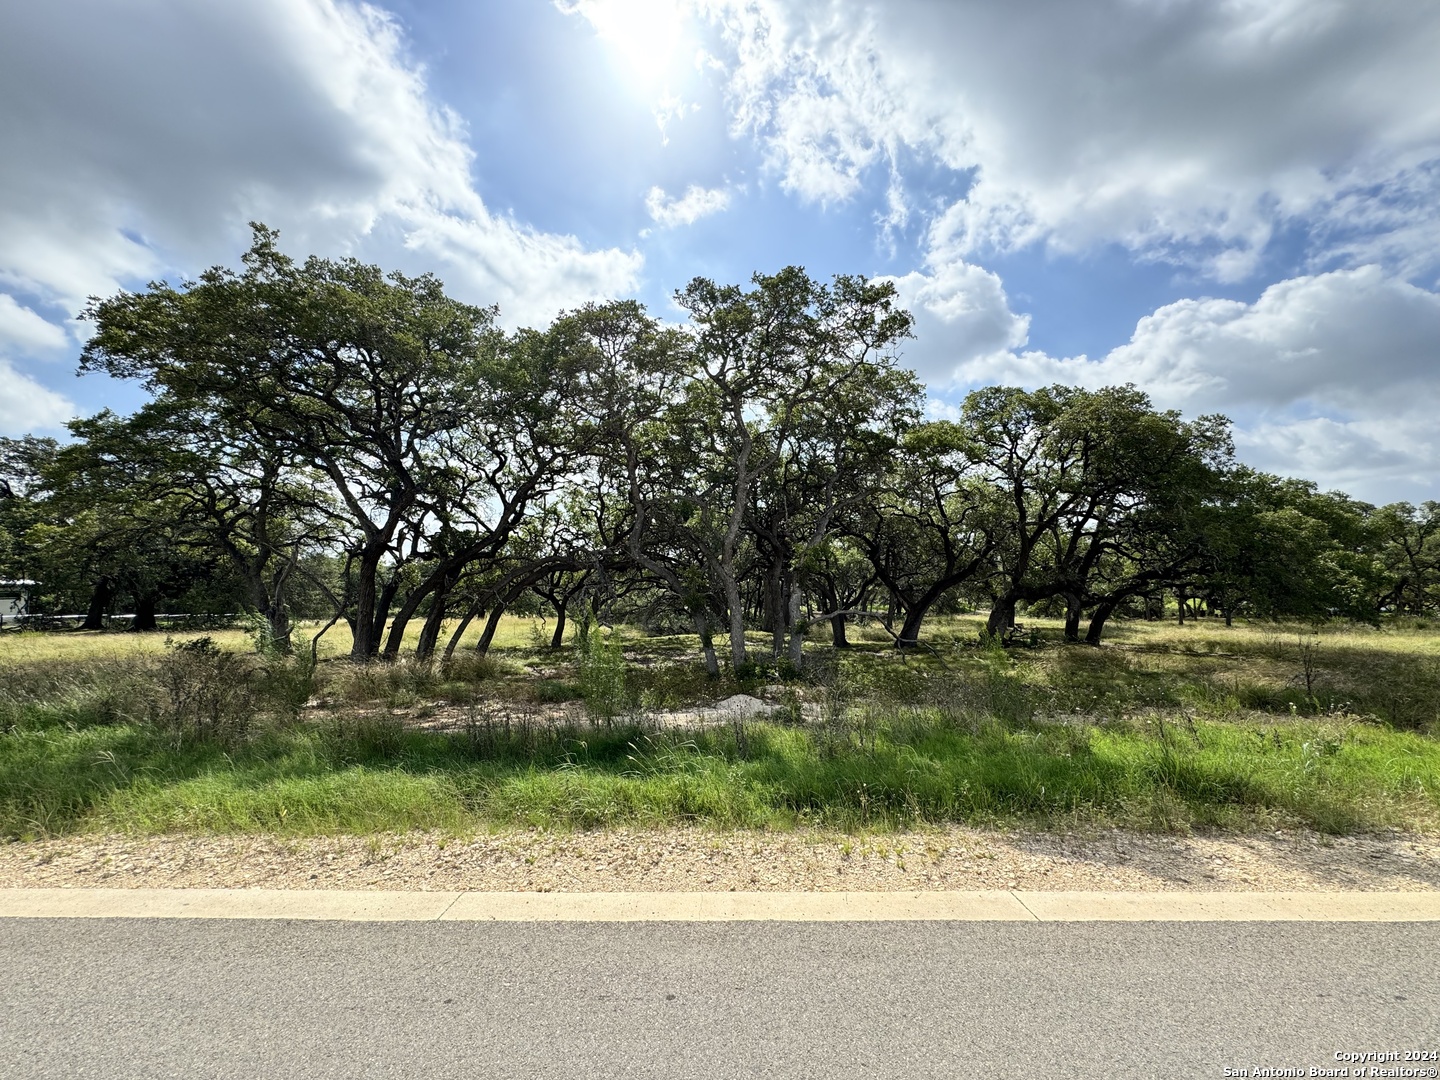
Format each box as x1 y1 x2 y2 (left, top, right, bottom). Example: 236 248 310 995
2 699 1436 839
0 613 565 664
2 614 1438 838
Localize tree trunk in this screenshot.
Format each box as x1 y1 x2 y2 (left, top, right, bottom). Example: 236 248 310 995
367 578 399 659
785 586 806 669
986 595 1017 637
384 560 470 661
693 613 720 678
1085 599 1120 645
262 602 293 654
349 547 384 660
442 604 481 661
381 579 434 660
130 592 158 632
239 556 293 655
768 561 787 659
1063 592 1083 643
830 613 850 648
549 601 568 649
1176 592 1186 626
81 576 114 631
897 603 928 650
898 579 973 648
760 561 778 634
475 604 506 656
723 576 747 670
414 587 452 662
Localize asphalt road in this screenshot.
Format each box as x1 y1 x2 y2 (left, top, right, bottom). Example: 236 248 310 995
2 918 1437 1078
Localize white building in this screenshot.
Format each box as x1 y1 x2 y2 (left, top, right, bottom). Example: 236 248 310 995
0 580 37 626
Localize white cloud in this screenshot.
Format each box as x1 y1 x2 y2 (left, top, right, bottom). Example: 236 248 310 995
0 296 68 354
884 261 1029 386
645 184 731 228
953 267 1440 414
1108 269 1440 413
0 360 73 435
684 0 1440 498
556 0 690 91
1309 161 1440 282
931 266 1440 502
1234 418 1432 502
694 0 1440 279
0 0 642 344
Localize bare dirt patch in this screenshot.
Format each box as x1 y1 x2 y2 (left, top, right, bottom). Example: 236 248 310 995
320 691 821 732
2 827 1436 893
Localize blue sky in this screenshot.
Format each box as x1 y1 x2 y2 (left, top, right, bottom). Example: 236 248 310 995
2 0 1438 503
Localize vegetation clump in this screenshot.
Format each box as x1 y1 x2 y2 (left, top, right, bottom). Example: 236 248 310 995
0 231 1436 842
0 616 1435 840
3 228 1436 682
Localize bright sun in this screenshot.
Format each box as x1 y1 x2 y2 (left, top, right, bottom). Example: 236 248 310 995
568 0 689 89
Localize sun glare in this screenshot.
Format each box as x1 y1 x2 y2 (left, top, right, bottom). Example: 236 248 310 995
569 0 690 89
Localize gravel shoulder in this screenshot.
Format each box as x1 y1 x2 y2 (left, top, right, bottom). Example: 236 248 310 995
2 827 1437 893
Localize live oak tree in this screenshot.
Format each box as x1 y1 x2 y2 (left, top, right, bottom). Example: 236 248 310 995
954 385 1094 638
0 436 59 593
25 427 243 630
566 300 729 675
956 384 1231 641
809 536 880 648
1022 389 1233 643
49 403 333 650
845 419 1003 650
82 225 503 659
43 224 1440 670
671 268 916 670
751 332 921 667
375 310 620 662
1197 472 1386 625
1374 501 1440 615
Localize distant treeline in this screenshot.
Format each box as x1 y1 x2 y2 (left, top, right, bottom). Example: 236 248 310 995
1 226 1436 671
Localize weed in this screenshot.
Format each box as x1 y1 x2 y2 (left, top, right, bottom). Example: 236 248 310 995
1295 632 1323 710
3 614 1440 837
578 621 629 722
157 637 256 741
533 679 584 704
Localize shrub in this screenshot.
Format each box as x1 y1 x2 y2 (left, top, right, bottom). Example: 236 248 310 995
156 636 256 739
578 621 629 721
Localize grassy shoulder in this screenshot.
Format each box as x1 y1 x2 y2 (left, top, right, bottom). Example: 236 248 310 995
1 615 1438 839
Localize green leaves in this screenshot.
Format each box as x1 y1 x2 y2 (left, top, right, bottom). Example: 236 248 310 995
32 224 1435 669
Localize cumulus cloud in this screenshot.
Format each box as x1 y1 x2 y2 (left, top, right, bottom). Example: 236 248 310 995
0 0 641 342
673 0 1440 498
1235 418 1431 501
883 261 1029 386
955 267 1440 413
0 296 68 354
0 361 73 435
694 0 1440 279
645 184 732 228
931 266 1440 501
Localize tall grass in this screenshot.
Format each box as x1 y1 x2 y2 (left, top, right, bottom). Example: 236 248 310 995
0 613 560 665
2 615 1437 838
2 699 1435 838
577 621 629 721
